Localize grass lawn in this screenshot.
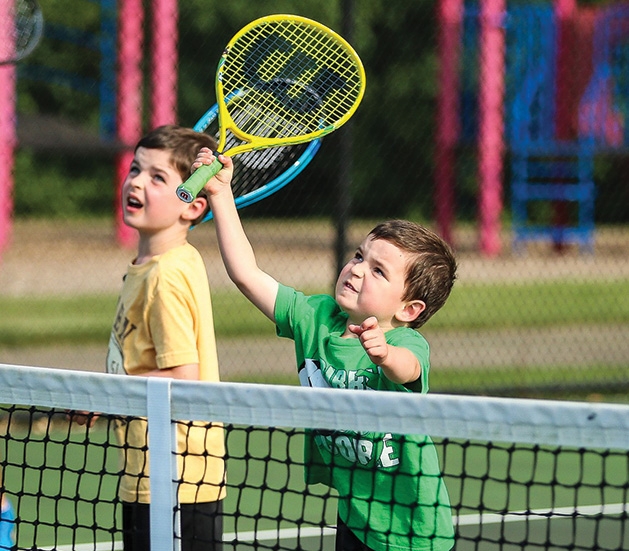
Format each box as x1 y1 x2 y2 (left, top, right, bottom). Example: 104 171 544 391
1 279 628 346
1 278 628 399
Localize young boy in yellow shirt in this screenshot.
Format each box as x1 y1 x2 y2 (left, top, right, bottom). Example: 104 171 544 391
77 125 226 551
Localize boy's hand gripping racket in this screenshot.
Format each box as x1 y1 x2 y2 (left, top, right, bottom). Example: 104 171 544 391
177 14 366 203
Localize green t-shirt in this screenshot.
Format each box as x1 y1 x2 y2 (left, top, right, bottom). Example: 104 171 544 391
274 284 455 551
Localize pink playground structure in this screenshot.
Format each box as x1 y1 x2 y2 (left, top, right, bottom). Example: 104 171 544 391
0 2 17 255
114 0 179 247
436 0 629 255
0 0 179 257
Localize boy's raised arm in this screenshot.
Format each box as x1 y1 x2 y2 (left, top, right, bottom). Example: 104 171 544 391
193 149 279 321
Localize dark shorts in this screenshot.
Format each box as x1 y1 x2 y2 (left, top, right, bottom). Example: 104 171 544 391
122 500 223 551
335 516 375 551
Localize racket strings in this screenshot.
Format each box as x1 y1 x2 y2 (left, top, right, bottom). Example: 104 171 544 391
277 24 364 116
219 19 364 139
6 0 43 61
283 23 359 78
229 100 308 142
232 144 303 195
230 139 306 197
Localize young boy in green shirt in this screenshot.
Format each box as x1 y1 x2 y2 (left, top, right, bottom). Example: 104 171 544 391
192 149 457 551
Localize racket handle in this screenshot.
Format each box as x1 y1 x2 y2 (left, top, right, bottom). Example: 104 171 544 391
176 159 223 203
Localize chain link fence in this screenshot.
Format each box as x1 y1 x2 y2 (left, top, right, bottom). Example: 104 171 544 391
1 0 628 400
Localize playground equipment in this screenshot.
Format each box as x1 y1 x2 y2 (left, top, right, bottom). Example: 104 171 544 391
17 0 117 141
508 2 596 252
0 0 178 257
437 0 507 255
437 0 629 255
112 0 178 247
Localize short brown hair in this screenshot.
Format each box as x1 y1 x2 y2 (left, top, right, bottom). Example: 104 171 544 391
368 220 457 328
135 125 218 225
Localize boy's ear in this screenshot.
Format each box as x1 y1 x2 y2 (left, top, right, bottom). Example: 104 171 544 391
181 195 208 222
395 300 426 324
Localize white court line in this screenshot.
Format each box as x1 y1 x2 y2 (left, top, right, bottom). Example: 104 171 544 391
455 502 628 527
52 502 628 550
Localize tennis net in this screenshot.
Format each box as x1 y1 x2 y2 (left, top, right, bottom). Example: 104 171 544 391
0 362 627 551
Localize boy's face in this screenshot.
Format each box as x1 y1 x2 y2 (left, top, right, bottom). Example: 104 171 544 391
335 235 413 331
121 147 190 233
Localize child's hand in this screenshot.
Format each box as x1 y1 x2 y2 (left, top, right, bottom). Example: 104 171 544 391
348 316 389 365
191 148 234 194
66 410 100 428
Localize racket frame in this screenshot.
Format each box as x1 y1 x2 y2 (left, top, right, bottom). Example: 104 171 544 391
177 13 365 203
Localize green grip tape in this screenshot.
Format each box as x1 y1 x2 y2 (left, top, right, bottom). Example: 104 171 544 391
176 159 223 203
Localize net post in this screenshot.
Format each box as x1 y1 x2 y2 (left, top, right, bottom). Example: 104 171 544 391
147 377 180 551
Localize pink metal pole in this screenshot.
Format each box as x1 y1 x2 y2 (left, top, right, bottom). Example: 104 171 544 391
552 0 578 252
555 0 577 141
477 0 506 256
150 0 178 127
115 0 144 248
0 1 17 258
435 0 464 246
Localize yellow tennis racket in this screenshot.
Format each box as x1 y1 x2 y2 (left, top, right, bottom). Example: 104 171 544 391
177 14 366 203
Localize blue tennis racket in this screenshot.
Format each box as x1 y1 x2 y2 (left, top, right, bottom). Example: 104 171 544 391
193 92 322 224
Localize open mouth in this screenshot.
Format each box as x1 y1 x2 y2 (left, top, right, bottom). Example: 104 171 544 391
344 281 358 293
126 196 143 209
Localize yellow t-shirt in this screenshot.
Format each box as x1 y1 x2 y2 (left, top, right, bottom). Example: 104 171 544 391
107 243 226 504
